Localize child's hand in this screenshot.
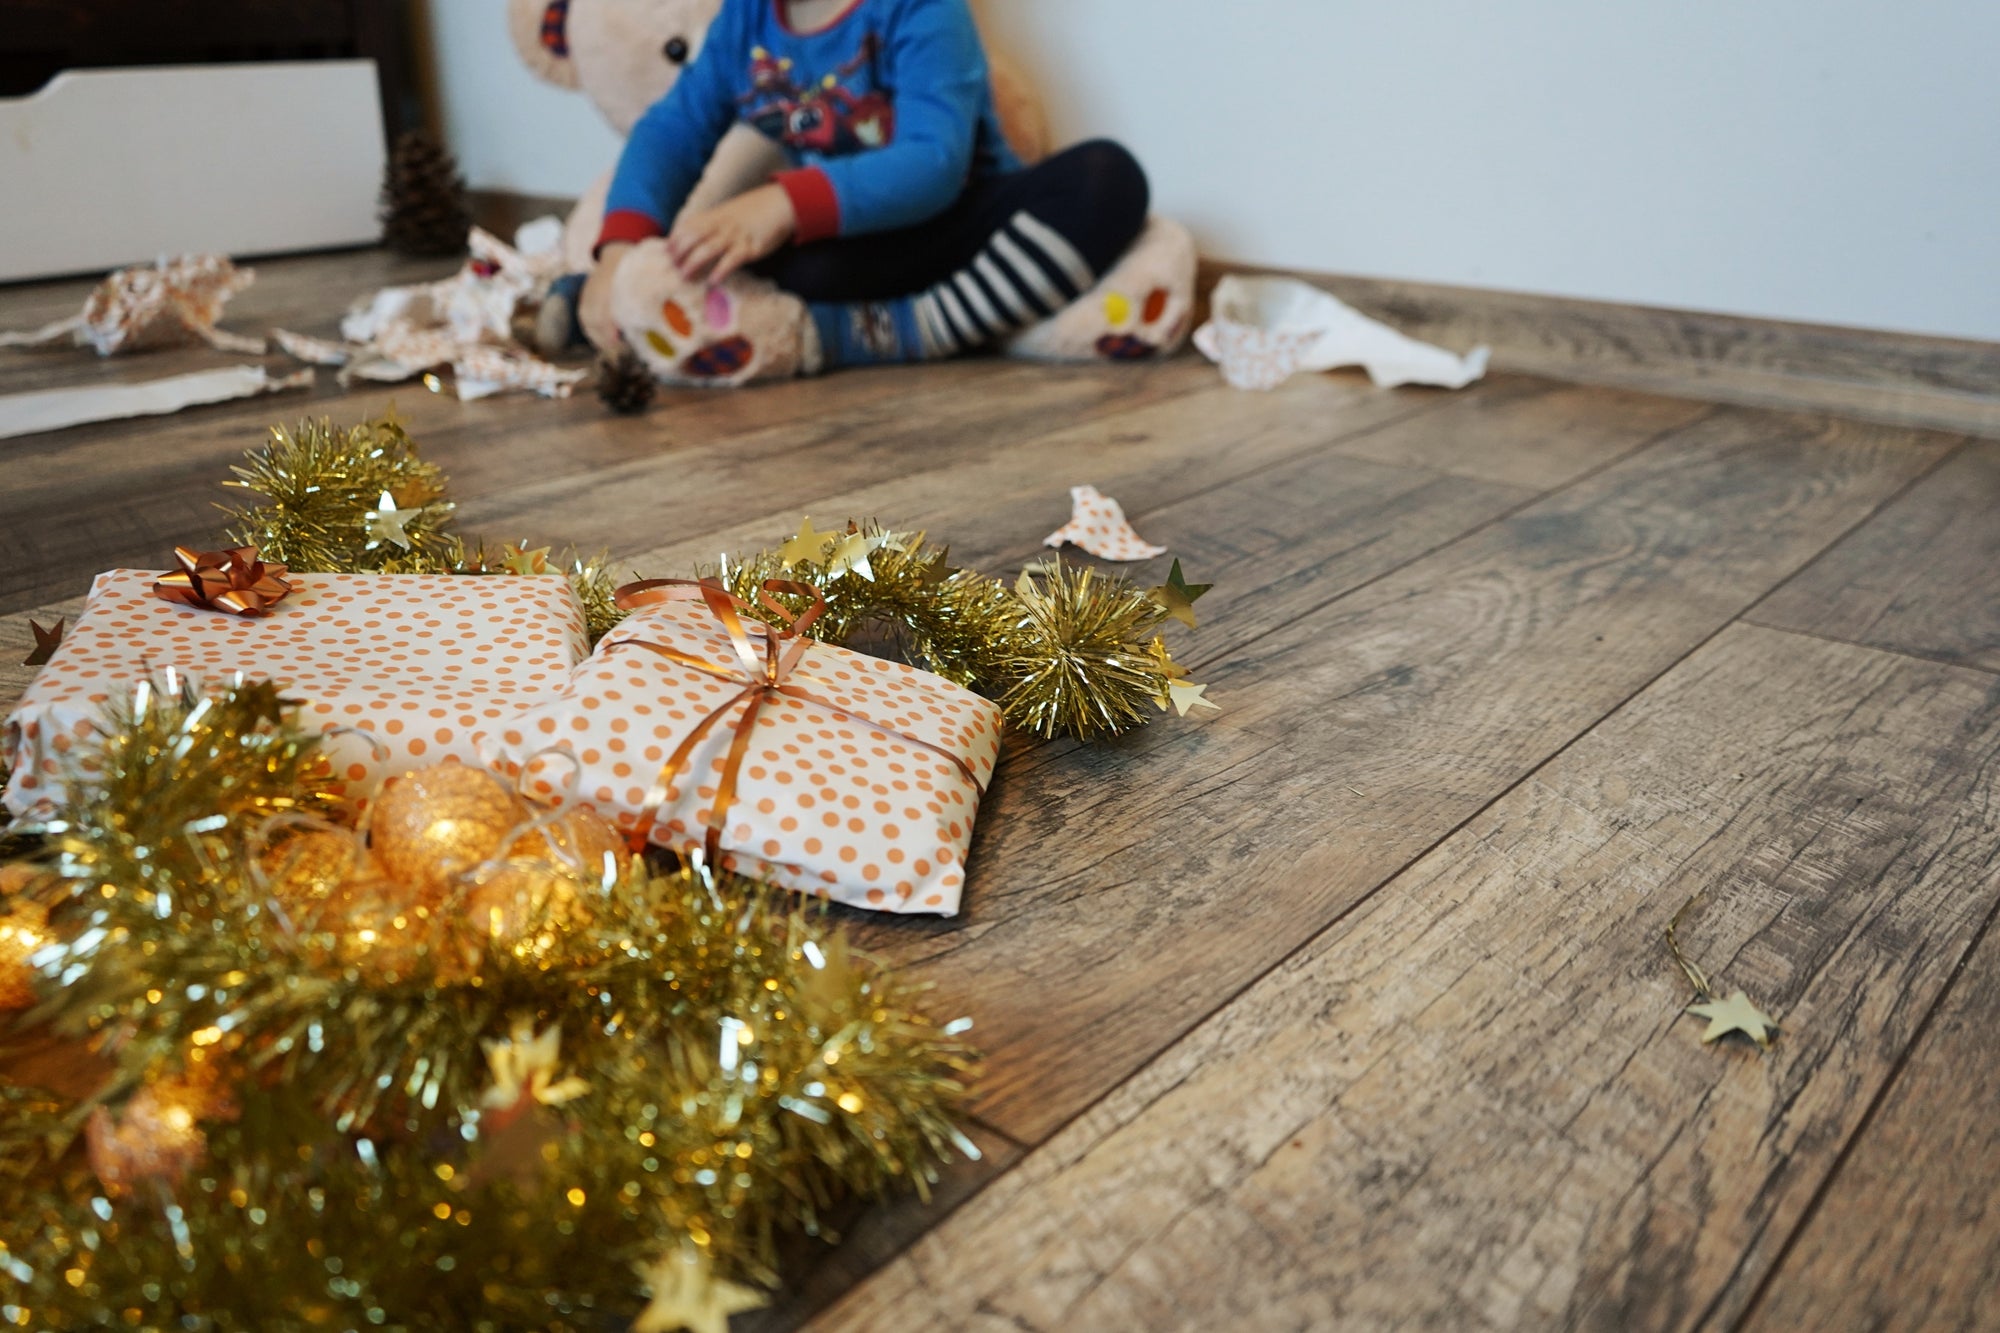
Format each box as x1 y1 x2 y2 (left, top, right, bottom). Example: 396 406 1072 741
580 243 632 354
668 184 798 284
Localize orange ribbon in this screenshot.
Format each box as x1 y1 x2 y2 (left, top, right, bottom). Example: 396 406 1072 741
611 577 980 863
153 545 294 617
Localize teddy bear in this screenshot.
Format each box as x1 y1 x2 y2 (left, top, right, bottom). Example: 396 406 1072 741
507 0 1197 386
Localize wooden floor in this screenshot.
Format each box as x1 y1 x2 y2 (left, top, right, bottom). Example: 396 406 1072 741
5 250 2000 1331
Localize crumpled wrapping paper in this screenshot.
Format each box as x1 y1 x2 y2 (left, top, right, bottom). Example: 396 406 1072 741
1042 485 1166 561
4 571 588 820
480 597 1004 916
1195 275 1489 392
275 225 586 401
0 254 265 356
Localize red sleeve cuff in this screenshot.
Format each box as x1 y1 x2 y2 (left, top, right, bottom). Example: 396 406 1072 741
596 209 664 254
773 167 842 244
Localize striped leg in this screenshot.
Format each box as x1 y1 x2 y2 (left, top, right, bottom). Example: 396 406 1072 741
911 210 1098 357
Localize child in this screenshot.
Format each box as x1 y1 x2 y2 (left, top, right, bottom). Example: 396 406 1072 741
562 0 1150 374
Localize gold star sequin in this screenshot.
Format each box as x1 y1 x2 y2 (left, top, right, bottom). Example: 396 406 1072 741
631 1248 767 1333
777 517 840 570
1686 990 1779 1048
363 491 418 551
1146 559 1212 629
23 617 64 667
501 542 552 576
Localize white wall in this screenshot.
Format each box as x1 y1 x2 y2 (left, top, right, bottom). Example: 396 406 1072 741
426 0 2000 340
978 0 2000 341
420 1 622 198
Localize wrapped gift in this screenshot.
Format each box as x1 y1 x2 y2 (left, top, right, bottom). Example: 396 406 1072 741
5 568 587 818
479 581 1003 915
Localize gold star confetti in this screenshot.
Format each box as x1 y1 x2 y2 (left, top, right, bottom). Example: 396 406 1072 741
363 490 418 551
823 528 893 581
23 617 64 667
1165 680 1218 716
1686 990 1779 1048
1146 559 1212 629
631 1247 767 1333
479 1017 592 1110
776 516 840 570
501 542 552 576
1665 889 1779 1052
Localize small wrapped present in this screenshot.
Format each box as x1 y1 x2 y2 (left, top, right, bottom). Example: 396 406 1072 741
479 580 1003 915
5 566 587 819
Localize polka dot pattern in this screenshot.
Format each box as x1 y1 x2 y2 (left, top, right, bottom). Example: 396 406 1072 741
2 571 589 820
479 600 1004 917
1041 484 1167 561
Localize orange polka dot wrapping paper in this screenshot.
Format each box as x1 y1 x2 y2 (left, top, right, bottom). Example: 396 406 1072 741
3 570 589 820
479 599 1004 916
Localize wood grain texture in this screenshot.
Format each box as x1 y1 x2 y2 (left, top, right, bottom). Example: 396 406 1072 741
1752 438 1998 673
866 407 1946 1144
1742 909 2000 1333
810 624 2000 1332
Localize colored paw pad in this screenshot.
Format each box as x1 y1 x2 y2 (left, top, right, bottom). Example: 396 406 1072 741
1095 286 1179 361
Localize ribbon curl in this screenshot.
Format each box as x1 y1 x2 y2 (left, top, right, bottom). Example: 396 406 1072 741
611 578 979 863
153 545 294 617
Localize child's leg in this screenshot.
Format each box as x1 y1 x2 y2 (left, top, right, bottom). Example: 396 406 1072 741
754 139 1150 369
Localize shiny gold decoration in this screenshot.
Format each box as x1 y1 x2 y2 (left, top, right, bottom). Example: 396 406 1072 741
460 856 593 953
718 523 1211 741
83 1069 237 1197
368 761 527 901
1686 990 1779 1048
507 803 629 880
0 889 50 1011
479 1017 591 1111
151 544 294 617
1146 557 1212 629
632 1247 769 1333
501 541 552 576
1666 887 1780 1051
23 616 64 667
222 413 458 574
258 828 365 908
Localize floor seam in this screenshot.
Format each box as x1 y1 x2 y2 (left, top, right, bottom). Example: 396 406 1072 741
1736 616 2000 679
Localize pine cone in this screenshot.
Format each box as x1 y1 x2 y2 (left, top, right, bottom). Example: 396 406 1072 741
596 351 658 415
380 131 471 257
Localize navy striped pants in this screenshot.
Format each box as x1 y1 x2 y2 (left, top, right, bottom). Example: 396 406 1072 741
752 139 1150 354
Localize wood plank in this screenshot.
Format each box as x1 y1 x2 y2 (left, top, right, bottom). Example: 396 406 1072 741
1327 379 1711 490
809 624 2000 1331
862 407 1947 1144
1741 914 2000 1331
1751 438 1998 673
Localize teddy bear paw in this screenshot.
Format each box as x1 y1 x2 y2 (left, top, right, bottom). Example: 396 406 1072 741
1003 216 1198 365
610 240 806 387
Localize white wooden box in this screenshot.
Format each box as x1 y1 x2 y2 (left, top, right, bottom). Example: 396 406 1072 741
0 61 387 282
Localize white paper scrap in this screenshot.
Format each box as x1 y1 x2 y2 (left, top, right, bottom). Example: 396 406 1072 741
0 365 313 440
1194 275 1488 392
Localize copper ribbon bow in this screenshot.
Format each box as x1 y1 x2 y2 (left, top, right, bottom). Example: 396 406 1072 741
611 577 980 862
153 545 294 617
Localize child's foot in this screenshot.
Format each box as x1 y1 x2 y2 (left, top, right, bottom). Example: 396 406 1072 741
610 240 813 387
533 273 587 356
1004 217 1198 363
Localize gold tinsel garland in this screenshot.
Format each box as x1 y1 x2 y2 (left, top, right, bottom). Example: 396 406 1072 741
221 413 1213 742
0 680 978 1329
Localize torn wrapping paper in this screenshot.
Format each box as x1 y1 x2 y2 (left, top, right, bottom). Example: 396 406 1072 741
274 226 586 401
0 254 265 356
480 590 1003 916
1195 275 1489 392
4 571 588 820
0 365 312 440
1042 485 1166 561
